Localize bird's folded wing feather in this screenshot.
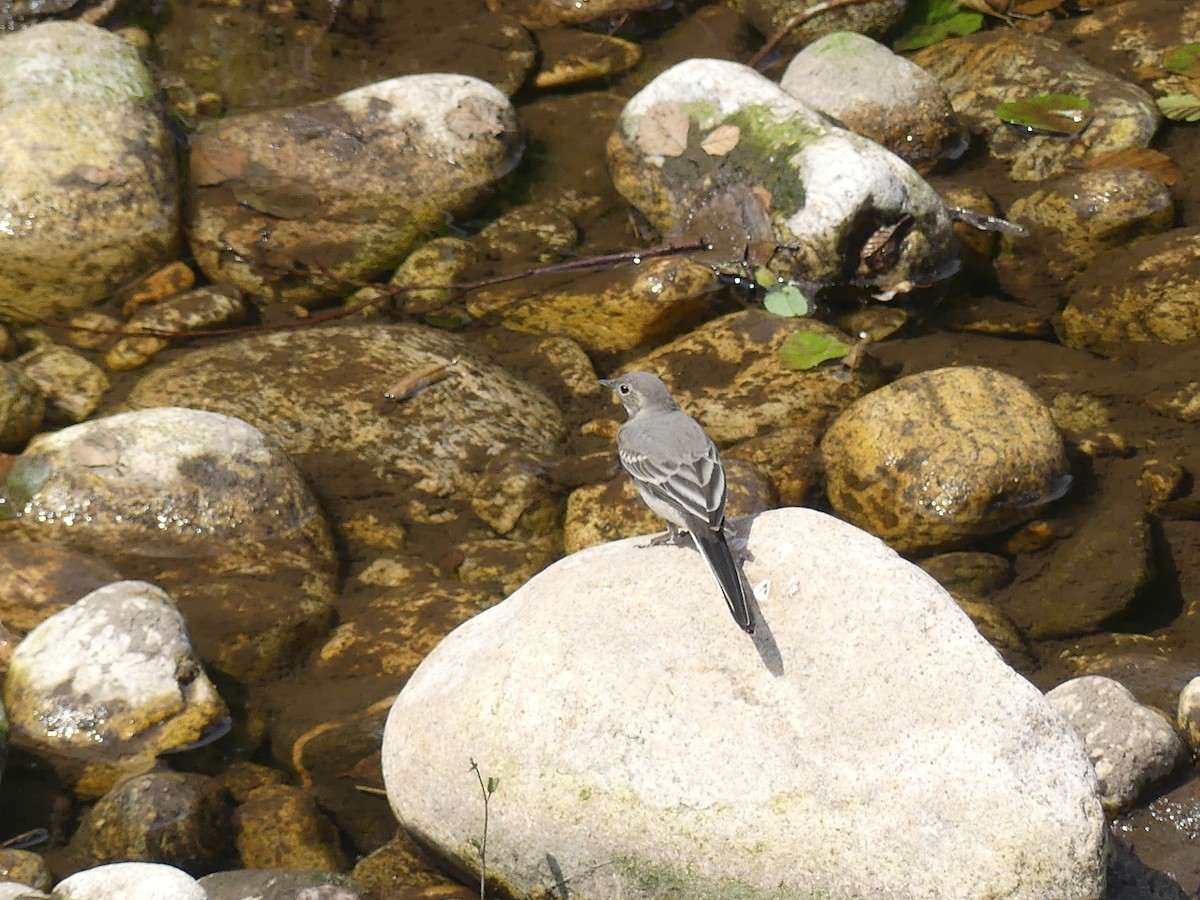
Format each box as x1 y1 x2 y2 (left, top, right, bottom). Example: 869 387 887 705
618 416 726 530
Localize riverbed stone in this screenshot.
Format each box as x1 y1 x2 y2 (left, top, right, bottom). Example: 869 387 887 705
186 74 522 306
911 31 1160 181
780 32 965 174
0 542 122 633
15 345 109 427
606 58 958 298
466 254 719 353
486 0 662 29
53 862 206 900
1 407 339 681
620 308 883 444
233 784 348 872
1060 227 1200 355
2 581 229 799
996 168 1174 303
200 870 371 900
0 851 50 892
0 22 179 323
123 324 565 507
821 366 1071 554
0 362 45 451
534 29 642 89
383 507 1106 899
1047 675 1187 814
105 286 247 372
69 771 231 873
1178 676 1200 752
742 0 905 57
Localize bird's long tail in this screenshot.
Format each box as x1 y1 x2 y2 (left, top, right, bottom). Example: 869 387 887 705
692 530 755 634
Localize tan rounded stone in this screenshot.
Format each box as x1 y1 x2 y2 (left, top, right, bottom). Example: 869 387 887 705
821 366 1070 553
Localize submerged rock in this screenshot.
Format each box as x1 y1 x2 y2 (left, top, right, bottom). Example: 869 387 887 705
383 507 1106 898
186 74 523 306
911 31 1160 182
2 581 229 798
821 366 1071 554
1 407 339 681
606 58 958 298
53 861 207 900
0 22 179 322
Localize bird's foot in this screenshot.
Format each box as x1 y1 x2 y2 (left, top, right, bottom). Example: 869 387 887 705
647 524 691 548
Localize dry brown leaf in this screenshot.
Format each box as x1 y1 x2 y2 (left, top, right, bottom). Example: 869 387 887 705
749 184 772 212
190 136 249 187
1084 147 1180 186
445 96 507 140
958 0 1010 16
861 216 913 274
636 103 690 157
700 123 740 156
71 164 127 187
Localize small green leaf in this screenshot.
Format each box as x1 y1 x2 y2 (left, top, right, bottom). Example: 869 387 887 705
1163 44 1200 78
486 776 500 795
995 94 1092 136
779 331 851 370
763 285 809 317
1157 94 1200 122
893 0 983 52
752 266 777 289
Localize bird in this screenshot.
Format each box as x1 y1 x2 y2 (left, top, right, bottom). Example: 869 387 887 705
601 371 755 634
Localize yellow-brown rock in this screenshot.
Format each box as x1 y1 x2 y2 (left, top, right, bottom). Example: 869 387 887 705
821 366 1070 553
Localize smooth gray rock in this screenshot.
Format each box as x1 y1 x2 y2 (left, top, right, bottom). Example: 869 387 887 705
383 507 1107 899
52 863 205 900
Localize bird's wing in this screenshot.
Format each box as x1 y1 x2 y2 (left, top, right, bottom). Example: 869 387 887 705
618 412 726 532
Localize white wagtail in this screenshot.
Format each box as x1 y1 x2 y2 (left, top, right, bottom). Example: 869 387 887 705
602 372 754 634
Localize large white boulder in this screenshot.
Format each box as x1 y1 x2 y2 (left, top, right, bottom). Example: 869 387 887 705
382 507 1106 899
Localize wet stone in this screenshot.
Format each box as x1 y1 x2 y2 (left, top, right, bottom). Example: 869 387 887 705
781 32 965 174
622 309 884 444
123 324 566 505
911 31 1160 181
724 424 822 508
0 22 180 323
1060 227 1200 355
466 255 719 354
0 849 50 891
919 551 1016 600
486 0 664 29
186 74 523 307
534 28 642 89
2 581 229 799
821 366 1071 554
0 542 122 633
1177 676 1200 753
200 870 372 900
15 345 109 427
69 771 232 874
233 784 348 872
105 285 247 372
742 0 905 58
607 58 958 297
0 362 45 451
996 168 1173 304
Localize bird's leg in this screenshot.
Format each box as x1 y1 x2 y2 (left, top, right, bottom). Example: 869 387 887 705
648 523 691 547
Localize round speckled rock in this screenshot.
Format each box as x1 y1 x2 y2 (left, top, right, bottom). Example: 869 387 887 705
2 581 228 798
486 0 663 29
820 366 1071 554
996 167 1173 303
1060 227 1200 355
0 22 180 322
186 74 522 306
780 32 965 174
0 362 45 451
743 0 905 58
1047 675 1186 815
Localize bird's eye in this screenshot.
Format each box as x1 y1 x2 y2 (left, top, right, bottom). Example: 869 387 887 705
619 384 630 395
